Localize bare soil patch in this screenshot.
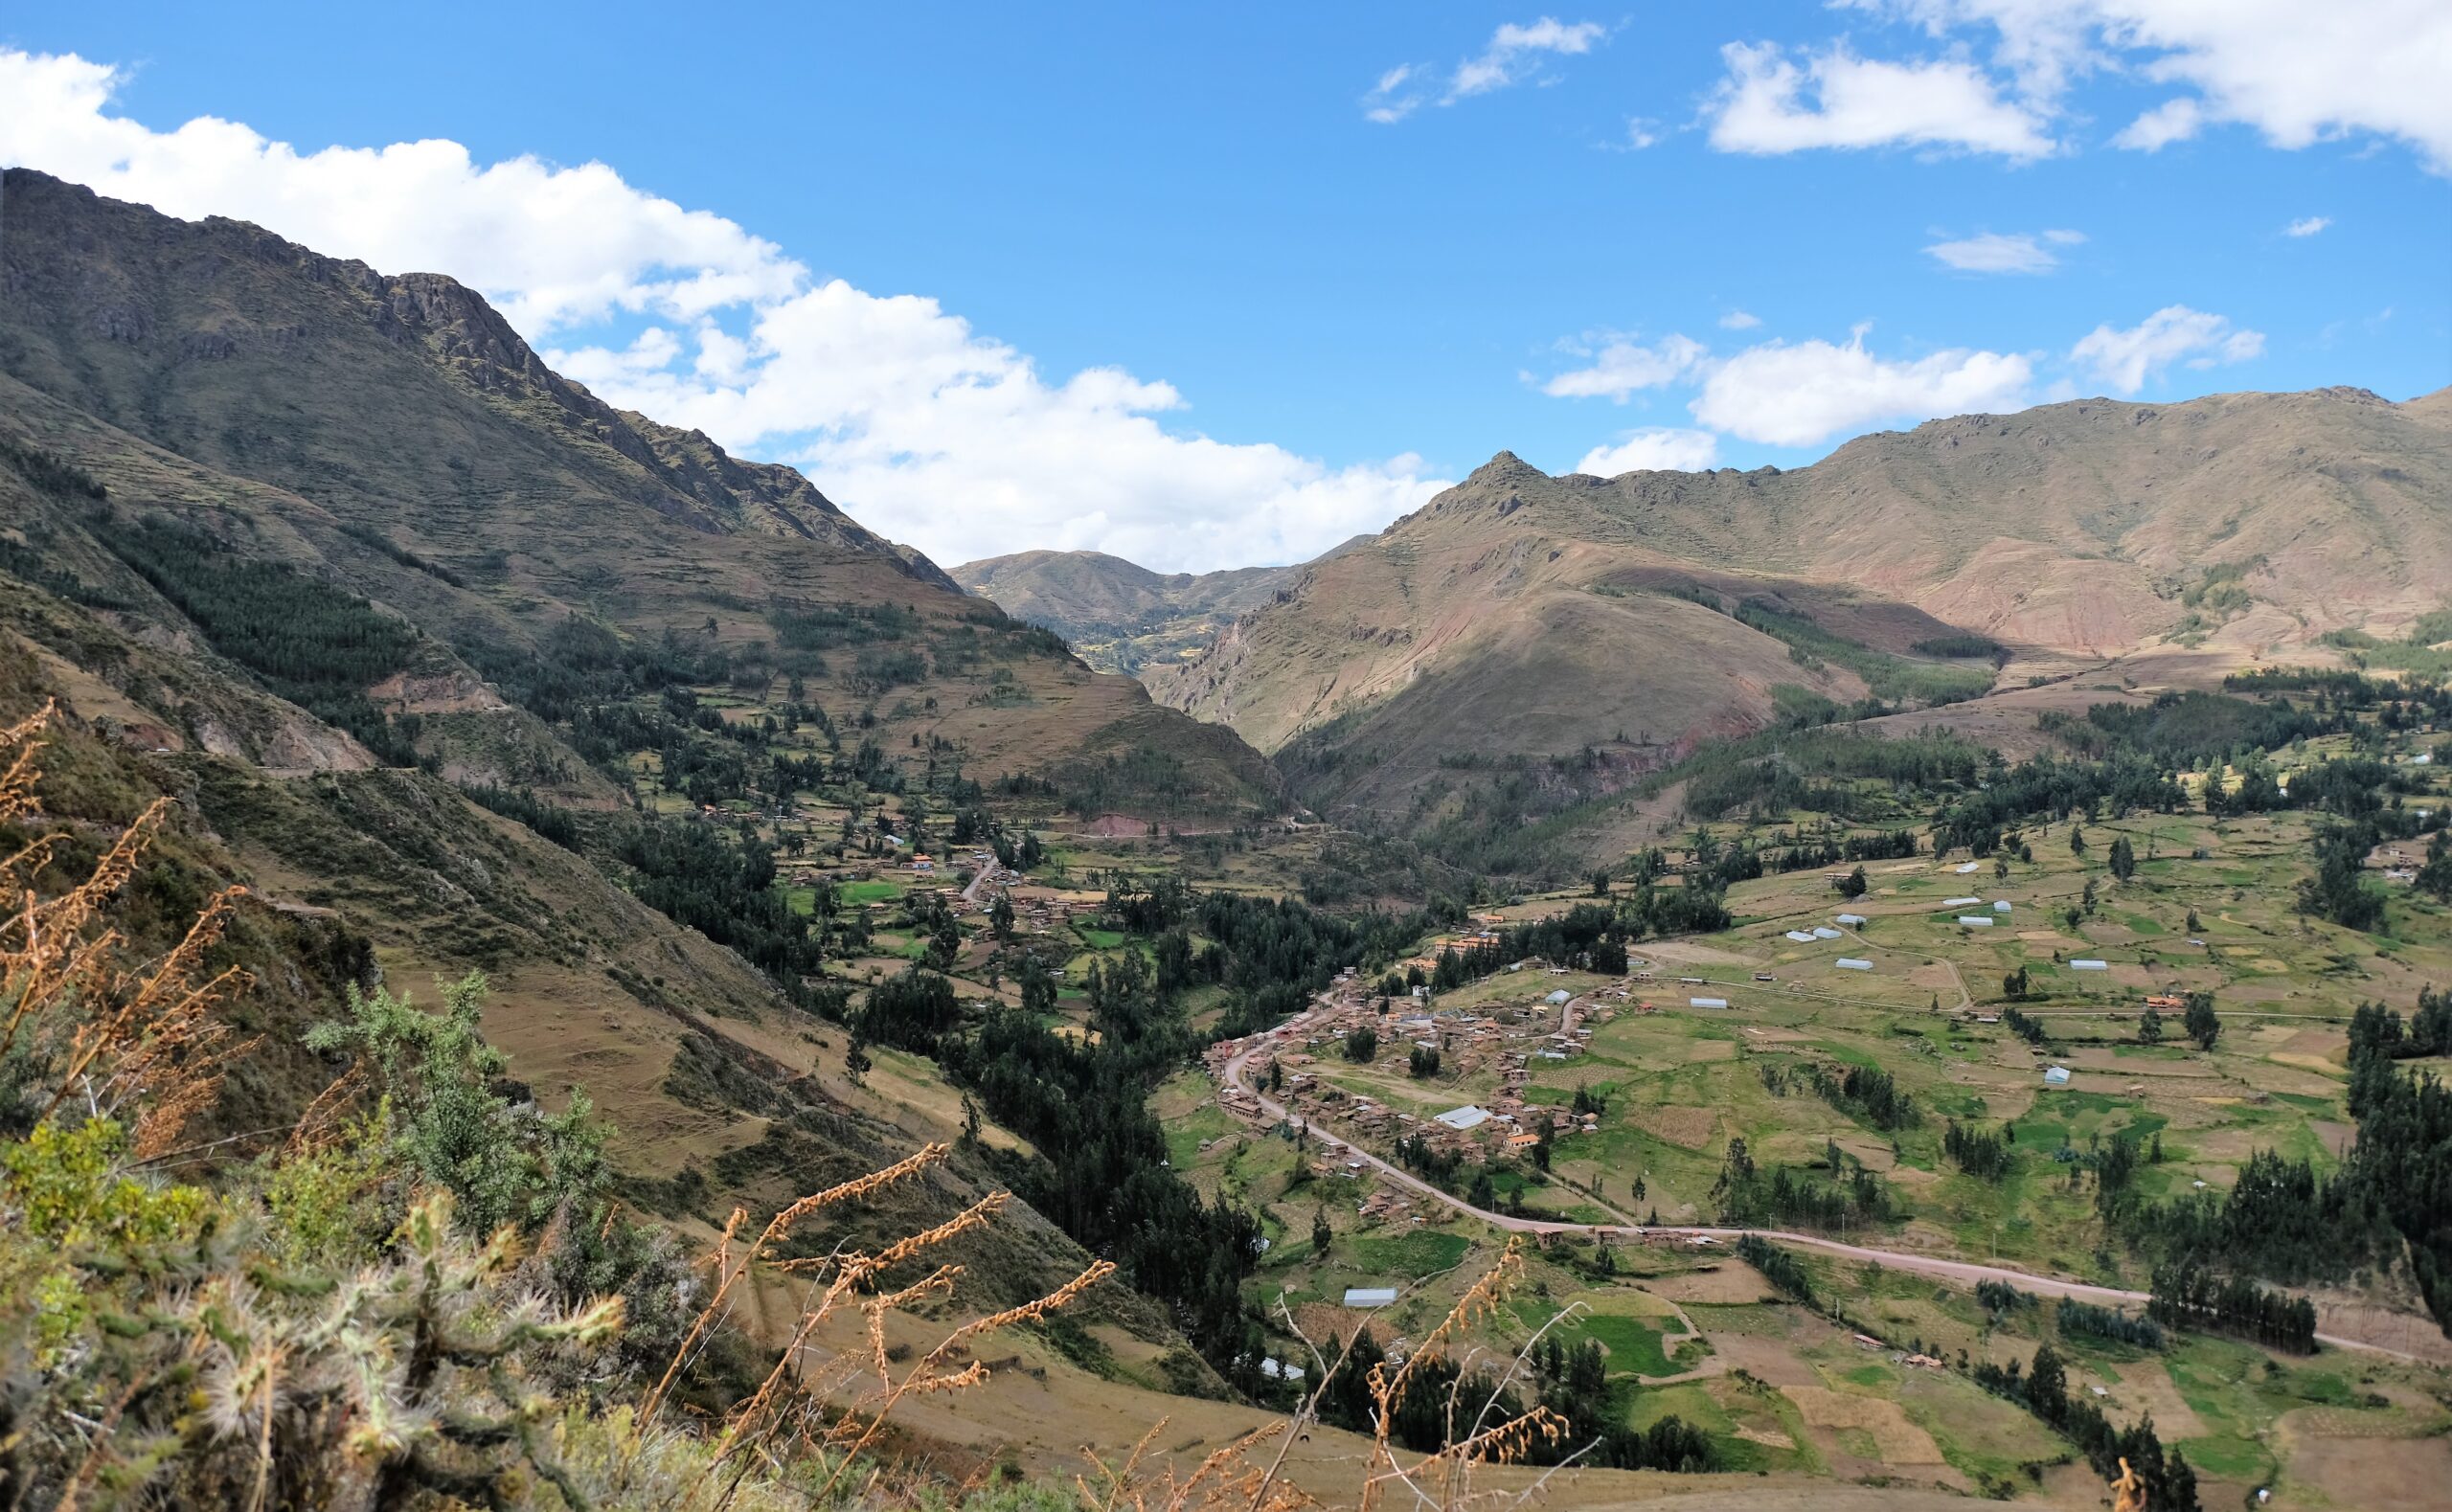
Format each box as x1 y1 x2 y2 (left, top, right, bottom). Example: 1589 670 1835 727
1637 1105 1723 1148
1782 1387 1946 1463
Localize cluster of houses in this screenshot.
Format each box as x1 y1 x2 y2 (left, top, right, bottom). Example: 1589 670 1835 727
1204 978 1610 1168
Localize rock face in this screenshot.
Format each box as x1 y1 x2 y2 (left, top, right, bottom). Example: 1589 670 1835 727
1147 387 2452 817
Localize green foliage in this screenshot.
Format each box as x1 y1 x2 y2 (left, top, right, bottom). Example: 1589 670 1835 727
1736 1233 1815 1304
305 972 609 1234
1 1117 207 1250
100 516 427 765
1723 598 1995 706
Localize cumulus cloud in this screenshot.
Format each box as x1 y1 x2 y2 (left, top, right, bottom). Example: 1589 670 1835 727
1538 334 1708 400
0 51 803 335
1704 41 2057 158
1848 1 2452 172
1573 428 1720 476
2068 305 2264 394
1718 310 1763 330
2284 214 2330 237
1691 327 2034 445
0 47 1443 573
1925 229 2081 273
1366 17 1605 121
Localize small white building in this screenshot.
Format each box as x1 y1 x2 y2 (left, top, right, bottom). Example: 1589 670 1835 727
1343 1287 1398 1308
2043 1066 2072 1086
1958 916 1995 928
2071 959 2109 972
1835 958 1873 971
1812 926 1843 939
1434 1106 1492 1132
1785 930 1816 942
1942 896 1983 908
1691 996 1729 1009
1836 913 1868 926
1993 900 2012 914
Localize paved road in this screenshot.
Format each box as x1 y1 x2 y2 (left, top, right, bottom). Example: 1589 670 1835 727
1221 995 2426 1363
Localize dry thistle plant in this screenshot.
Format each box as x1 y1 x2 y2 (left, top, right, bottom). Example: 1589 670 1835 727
1065 1241 1588 1512
633 1140 1118 1511
0 702 258 1157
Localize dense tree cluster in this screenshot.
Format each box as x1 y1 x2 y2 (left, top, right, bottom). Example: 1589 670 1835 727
615 815 824 989
2055 1298 2165 1350
102 516 428 766
1735 1234 1816 1304
1715 1138 1892 1230
2147 1262 2317 1353
1943 1119 2014 1181
1972 1344 2200 1511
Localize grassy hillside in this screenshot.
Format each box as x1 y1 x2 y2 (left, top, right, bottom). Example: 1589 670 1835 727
1153 396 2452 862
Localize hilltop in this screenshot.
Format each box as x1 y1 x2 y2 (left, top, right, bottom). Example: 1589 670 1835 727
1149 390 2452 848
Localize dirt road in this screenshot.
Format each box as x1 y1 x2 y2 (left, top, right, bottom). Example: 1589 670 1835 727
1222 994 2432 1363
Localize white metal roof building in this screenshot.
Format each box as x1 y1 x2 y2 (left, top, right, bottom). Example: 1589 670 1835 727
1434 1106 1492 1131
1835 958 1873 971
1343 1288 1399 1307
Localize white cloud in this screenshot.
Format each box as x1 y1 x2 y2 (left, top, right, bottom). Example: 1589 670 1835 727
1574 428 1720 476
1538 334 1708 400
0 47 1443 572
1718 309 1763 330
1448 17 1607 101
2112 96 2202 151
1617 119 1662 150
1704 41 2057 159
0 51 803 335
2068 305 2264 394
1924 230 2079 273
1367 17 1605 121
1691 328 2034 445
2284 214 2330 237
1850 2 2452 172
1363 65 1422 124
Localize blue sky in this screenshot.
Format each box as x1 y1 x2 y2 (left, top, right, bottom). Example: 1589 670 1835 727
4 3 2447 570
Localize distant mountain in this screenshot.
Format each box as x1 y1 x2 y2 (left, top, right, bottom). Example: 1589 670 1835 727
954 541 1367 676
1149 388 2452 824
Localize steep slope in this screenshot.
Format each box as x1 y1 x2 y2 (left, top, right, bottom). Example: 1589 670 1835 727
1153 391 2452 824
954 541 1365 676
0 168 1280 814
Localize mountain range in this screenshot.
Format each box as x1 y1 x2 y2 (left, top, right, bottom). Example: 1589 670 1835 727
1062 388 2451 828
951 543 1363 676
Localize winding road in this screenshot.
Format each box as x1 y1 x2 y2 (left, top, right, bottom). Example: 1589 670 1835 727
1221 994 2434 1364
